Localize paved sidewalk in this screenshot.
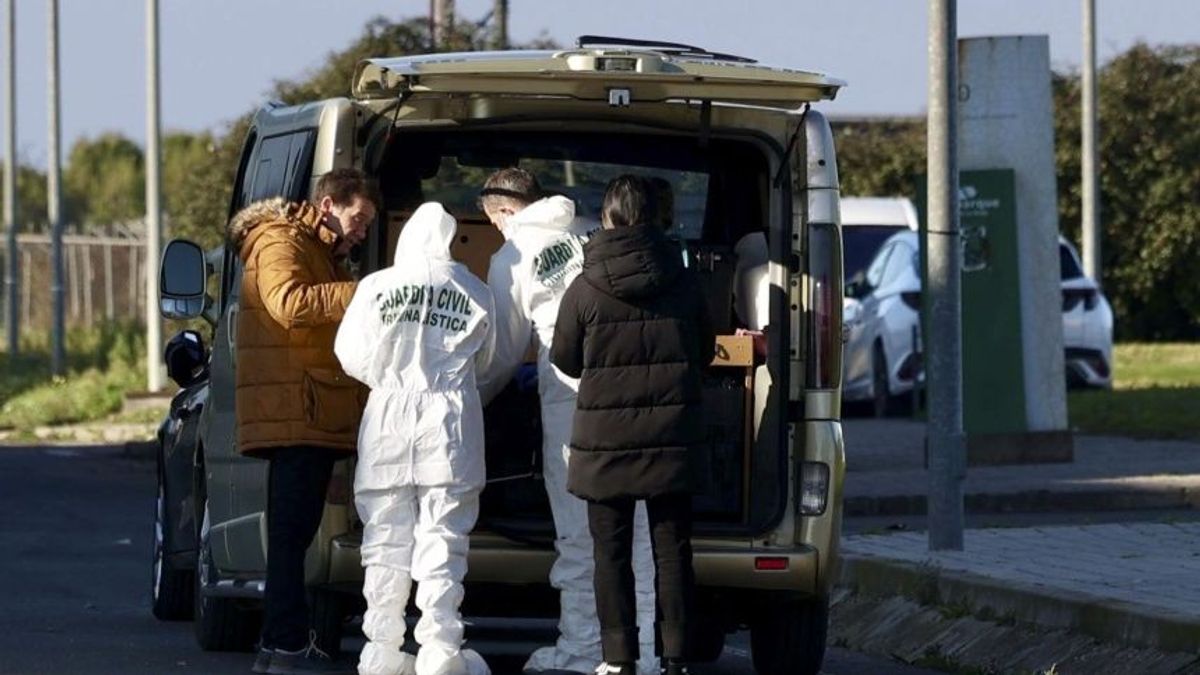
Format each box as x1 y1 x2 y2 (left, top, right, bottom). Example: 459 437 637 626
843 418 1200 515
842 521 1200 655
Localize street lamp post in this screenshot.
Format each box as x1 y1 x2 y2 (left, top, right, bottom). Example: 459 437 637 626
926 0 966 551
1081 0 1100 281
3 0 16 355
145 0 163 392
47 0 64 376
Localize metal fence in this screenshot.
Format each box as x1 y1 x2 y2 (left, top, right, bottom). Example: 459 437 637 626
1 227 148 335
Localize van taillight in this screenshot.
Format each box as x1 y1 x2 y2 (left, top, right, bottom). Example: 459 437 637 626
754 557 789 571
806 222 843 389
901 291 922 311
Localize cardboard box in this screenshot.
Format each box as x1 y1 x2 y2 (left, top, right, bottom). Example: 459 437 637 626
711 334 754 367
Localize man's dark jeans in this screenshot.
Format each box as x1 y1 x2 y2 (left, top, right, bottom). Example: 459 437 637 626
587 492 695 663
260 446 336 652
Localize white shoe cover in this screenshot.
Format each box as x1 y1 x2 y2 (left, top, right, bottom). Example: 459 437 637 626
460 649 490 675
522 645 599 674
359 644 416 675
416 646 490 675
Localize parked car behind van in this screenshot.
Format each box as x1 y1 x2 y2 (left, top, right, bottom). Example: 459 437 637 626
842 230 1113 416
152 37 848 675
840 196 919 287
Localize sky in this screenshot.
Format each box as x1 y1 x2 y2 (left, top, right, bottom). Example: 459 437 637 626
4 0 1198 167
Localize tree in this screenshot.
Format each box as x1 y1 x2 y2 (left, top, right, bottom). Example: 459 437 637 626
63 133 145 228
1054 44 1200 340
14 165 48 229
162 131 216 226
832 118 925 199
168 14 554 250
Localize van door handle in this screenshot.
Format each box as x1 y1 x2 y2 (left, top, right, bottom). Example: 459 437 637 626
226 306 238 365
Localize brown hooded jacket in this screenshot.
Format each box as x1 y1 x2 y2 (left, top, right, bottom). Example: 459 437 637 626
227 197 364 456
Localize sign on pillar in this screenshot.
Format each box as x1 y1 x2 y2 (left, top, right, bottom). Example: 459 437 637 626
919 35 1072 465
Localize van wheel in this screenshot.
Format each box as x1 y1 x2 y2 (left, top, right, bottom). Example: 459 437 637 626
152 472 194 621
871 344 894 418
749 598 828 675
310 588 348 659
194 495 261 652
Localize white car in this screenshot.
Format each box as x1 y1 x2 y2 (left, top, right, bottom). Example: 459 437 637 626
841 196 919 288
842 231 1113 416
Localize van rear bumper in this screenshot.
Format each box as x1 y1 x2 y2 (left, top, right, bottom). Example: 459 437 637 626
330 533 819 595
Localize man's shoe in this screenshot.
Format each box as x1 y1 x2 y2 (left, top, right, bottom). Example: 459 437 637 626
252 647 275 674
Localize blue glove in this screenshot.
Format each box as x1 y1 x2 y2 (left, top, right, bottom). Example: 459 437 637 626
515 364 539 393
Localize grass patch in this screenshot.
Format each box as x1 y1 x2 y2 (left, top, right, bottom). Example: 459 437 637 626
108 404 171 425
1068 343 1200 439
0 322 147 432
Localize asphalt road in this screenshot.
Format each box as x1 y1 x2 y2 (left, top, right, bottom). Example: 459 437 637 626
0 445 938 675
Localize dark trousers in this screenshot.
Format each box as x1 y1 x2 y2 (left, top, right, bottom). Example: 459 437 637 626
261 446 336 652
588 493 695 663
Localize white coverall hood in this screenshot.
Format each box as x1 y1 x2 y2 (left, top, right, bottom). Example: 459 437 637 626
396 201 456 263
335 201 495 675
501 194 576 239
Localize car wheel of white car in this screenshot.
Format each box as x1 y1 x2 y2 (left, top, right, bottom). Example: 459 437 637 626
151 470 194 621
872 344 893 418
193 478 260 652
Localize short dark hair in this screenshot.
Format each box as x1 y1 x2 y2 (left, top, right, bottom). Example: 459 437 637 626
313 168 381 210
480 167 542 210
602 174 658 229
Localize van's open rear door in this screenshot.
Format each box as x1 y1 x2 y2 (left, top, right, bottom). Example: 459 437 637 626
353 47 843 109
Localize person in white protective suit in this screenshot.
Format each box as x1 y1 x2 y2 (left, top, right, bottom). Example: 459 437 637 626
334 202 496 675
474 168 659 675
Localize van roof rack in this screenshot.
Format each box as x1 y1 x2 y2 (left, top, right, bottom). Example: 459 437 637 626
574 35 757 64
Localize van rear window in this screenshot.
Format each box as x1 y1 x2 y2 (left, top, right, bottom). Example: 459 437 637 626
424 156 708 240
378 130 769 246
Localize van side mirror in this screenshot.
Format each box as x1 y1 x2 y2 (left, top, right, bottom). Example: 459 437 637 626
160 239 208 320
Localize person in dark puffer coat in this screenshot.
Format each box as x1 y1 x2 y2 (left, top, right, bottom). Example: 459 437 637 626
551 175 715 675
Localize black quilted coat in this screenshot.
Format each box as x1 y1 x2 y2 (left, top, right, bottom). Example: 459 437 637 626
551 224 715 501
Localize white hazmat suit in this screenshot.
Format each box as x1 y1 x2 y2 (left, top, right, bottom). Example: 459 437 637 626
335 203 496 675
477 196 659 675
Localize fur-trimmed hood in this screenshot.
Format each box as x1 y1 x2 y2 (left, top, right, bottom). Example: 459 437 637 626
227 198 338 257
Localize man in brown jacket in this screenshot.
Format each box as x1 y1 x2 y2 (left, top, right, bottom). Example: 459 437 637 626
227 168 380 674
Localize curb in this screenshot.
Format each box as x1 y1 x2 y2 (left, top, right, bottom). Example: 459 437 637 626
844 485 1200 517
840 552 1200 655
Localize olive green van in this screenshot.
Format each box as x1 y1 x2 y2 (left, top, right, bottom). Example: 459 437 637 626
154 37 846 675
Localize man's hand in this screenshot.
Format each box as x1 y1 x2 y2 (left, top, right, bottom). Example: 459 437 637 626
736 327 768 358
